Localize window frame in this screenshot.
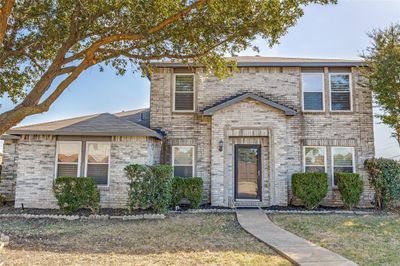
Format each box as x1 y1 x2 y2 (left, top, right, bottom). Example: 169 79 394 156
54 141 82 179
301 73 325 112
329 73 353 112
331 146 356 187
172 145 195 177
172 73 195 113
303 146 327 173
84 141 111 187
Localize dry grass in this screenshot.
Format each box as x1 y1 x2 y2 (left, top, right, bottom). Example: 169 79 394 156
270 214 400 266
0 213 290 266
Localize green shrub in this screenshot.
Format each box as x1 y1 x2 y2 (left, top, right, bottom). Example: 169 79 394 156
171 177 203 208
365 158 400 209
53 177 100 214
336 172 363 210
125 164 173 213
292 172 328 209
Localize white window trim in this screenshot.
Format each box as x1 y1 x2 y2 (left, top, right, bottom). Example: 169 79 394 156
329 73 353 112
301 73 325 112
172 145 195 177
303 146 327 172
172 73 195 112
331 146 356 187
84 141 111 187
54 141 82 179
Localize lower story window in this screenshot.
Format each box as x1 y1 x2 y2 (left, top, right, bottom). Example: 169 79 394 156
332 147 355 185
85 142 110 186
304 146 326 173
172 146 194 177
56 142 81 177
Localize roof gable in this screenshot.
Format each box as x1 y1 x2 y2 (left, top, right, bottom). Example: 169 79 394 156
202 93 297 116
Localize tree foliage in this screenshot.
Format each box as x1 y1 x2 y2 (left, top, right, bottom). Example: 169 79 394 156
0 0 335 134
361 24 400 145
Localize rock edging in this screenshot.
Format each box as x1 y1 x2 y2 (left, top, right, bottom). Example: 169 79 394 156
0 213 165 221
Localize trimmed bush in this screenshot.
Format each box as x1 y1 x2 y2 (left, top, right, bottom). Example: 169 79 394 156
336 172 363 210
365 158 400 209
53 177 100 214
171 177 203 208
292 172 328 210
125 164 173 213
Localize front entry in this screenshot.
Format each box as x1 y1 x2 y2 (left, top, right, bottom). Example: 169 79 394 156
234 144 261 200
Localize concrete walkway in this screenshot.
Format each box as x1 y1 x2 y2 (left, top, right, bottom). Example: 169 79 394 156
236 209 358 266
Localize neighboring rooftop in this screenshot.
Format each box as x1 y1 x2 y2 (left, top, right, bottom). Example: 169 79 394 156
3 108 161 139
150 55 364 68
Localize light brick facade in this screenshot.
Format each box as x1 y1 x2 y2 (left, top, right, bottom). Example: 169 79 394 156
150 66 375 207
0 61 375 209
0 136 161 209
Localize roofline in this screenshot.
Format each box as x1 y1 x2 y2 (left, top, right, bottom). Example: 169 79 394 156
0 134 21 140
202 92 297 116
149 61 365 68
5 130 163 139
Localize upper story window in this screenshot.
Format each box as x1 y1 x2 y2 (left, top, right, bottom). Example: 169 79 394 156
172 146 194 177
85 142 110 186
174 74 195 112
332 147 355 186
330 73 352 111
302 73 324 111
56 142 81 177
304 146 326 173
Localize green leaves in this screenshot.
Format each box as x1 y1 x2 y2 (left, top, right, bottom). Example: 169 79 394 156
53 176 100 214
336 172 363 210
361 24 400 145
1 0 336 101
364 158 400 209
124 164 173 213
292 172 328 210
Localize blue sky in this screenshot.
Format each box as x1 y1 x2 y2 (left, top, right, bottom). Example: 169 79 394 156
1 0 399 158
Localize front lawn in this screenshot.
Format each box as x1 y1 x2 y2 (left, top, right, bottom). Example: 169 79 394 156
0 213 290 266
270 214 400 266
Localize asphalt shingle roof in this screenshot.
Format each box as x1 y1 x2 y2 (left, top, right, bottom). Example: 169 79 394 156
5 110 162 139
149 56 364 68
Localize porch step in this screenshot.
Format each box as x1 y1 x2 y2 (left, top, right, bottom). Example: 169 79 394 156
233 201 264 208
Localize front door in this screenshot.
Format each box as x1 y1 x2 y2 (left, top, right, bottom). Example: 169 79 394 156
234 144 261 200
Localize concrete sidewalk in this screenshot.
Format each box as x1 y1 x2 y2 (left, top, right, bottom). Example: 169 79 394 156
236 209 358 266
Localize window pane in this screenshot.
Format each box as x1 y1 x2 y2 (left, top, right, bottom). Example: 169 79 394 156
302 73 323 92
331 74 350 92
57 164 78 177
305 147 325 166
304 92 323 110
87 164 108 185
175 75 194 92
57 143 80 163
174 93 194 111
333 147 353 167
331 92 351 111
173 147 193 165
305 166 326 173
174 166 193 177
87 143 109 163
302 73 323 111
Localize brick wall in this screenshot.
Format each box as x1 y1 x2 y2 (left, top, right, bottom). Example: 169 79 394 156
150 66 375 207
2 135 161 209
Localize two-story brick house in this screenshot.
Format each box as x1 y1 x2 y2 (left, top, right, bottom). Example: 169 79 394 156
0 56 375 209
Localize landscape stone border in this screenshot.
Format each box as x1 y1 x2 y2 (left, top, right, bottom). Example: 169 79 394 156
0 213 165 221
0 208 394 221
